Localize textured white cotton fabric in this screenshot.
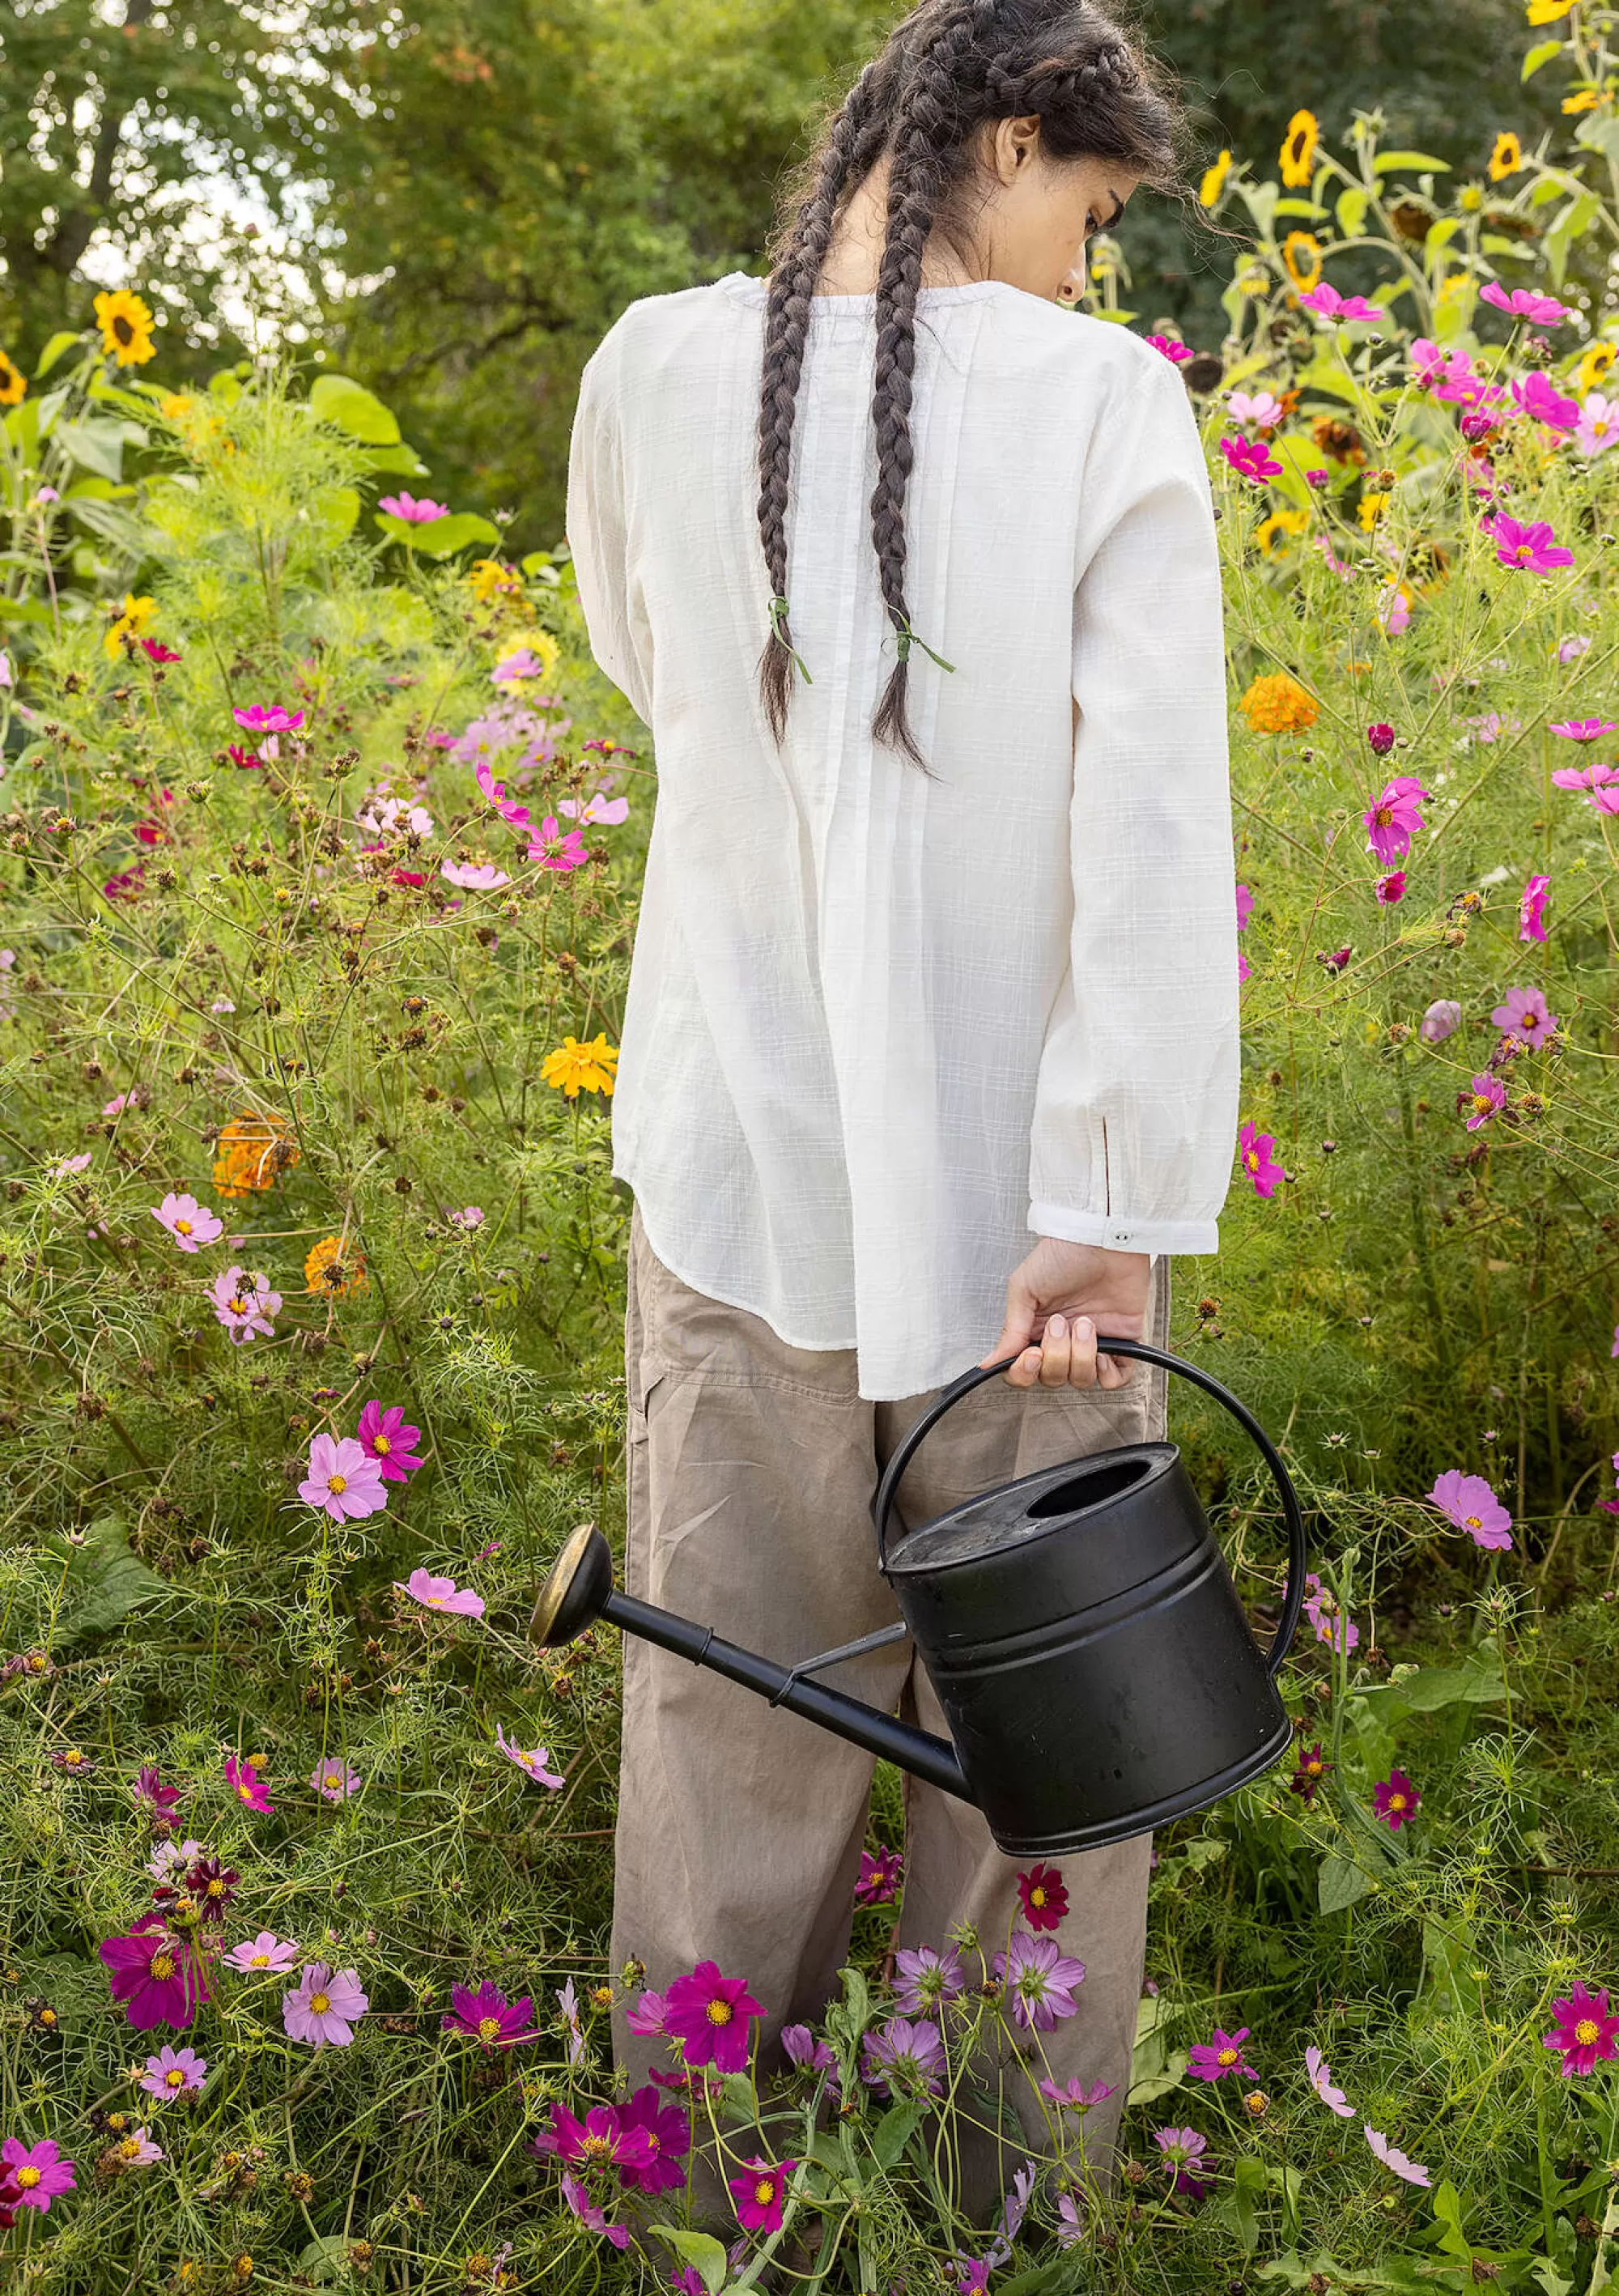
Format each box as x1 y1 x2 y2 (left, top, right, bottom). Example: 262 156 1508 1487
565 270 1241 1401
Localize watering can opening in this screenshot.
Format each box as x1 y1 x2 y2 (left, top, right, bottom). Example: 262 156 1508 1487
885 1444 1170 1576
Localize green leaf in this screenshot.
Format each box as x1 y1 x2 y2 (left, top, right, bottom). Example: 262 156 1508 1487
1319 1852 1376 1915
1430 2180 1474 2270
52 1517 168 1643
65 495 152 555
376 509 500 558
1545 189 1600 286
1336 186 1369 239
295 2235 353 2287
648 2228 729 2294
1273 198 1329 220
997 2260 1085 2296
716 2071 757 2124
1576 117 1619 167
310 372 402 445
1373 151 1451 174
34 330 85 381
361 441 429 476
57 417 140 483
208 369 242 404
1217 2154 1268 2254
310 487 361 547
1360 1652 1504 1712
1523 37 1566 78
1424 217 1465 256
0 596 54 625
869 2097 928 2171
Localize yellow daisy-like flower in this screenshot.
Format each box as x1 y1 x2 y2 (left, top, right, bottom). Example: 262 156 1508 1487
1488 131 1523 181
103 593 157 661
93 288 157 368
1526 0 1575 21
160 391 194 419
1358 491 1389 531
0 350 26 407
1282 232 1324 294
498 627 561 686
1578 340 1618 392
1278 109 1319 189
1239 673 1319 735
213 1111 300 1197
1256 508 1308 555
1199 149 1233 208
1563 87 1602 113
467 556 521 606
540 1032 618 1099
1235 261 1272 299
304 1235 368 1298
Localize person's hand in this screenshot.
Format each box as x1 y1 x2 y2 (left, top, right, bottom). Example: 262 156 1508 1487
981 1236 1152 1390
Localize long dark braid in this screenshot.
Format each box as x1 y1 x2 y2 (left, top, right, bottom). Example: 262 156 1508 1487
753 0 1186 772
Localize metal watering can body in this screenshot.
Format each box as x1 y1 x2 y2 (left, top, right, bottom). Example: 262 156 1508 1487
531 1338 1308 1856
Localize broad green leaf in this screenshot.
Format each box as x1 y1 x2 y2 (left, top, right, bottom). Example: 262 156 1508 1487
1273 198 1329 220
361 440 429 475
1576 116 1619 167
310 372 402 445
208 369 242 403
309 487 361 547
33 329 84 381
1430 2179 1474 2270
1523 37 1566 77
1373 151 1451 174
1545 188 1599 284
1318 1852 1376 1915
1267 432 1332 512
57 417 142 483
869 2097 928 2171
0 596 53 625
66 496 153 555
716 2071 757 2124
1336 186 1369 239
648 2228 729 2294
295 2235 352 2287
53 1516 168 1643
997 2261 1085 2296
1424 217 1464 257
376 509 500 557
1222 2154 1268 2254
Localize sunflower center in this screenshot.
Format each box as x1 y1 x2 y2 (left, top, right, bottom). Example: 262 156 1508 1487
310 1992 331 2016
114 314 134 345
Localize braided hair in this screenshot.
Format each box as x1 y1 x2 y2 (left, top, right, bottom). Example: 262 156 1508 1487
754 0 1184 772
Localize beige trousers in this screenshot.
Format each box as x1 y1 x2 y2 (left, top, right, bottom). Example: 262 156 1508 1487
610 1200 1172 2206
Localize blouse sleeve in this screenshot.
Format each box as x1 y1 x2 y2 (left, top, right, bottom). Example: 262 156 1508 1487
1026 354 1241 1257
564 338 654 727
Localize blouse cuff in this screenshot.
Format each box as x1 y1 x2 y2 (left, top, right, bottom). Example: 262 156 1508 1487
1027 1201 1219 1256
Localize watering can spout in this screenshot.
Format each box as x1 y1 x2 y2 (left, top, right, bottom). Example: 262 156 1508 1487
529 1524 974 1804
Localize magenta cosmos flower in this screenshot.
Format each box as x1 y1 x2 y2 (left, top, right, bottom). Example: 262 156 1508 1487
1464 1073 1507 1130
893 1942 966 2015
1 2137 75 2213
1481 280 1573 325
1299 283 1382 322
560 2172 631 2247
860 2015 946 2097
1375 870 1405 905
233 703 305 734
1549 716 1617 742
994 1931 1086 2030
1519 874 1550 943
1485 512 1574 573
730 2155 797 2233
1238 1118 1283 1199
533 2098 654 2177
1154 2124 1209 2197
474 757 533 831
1040 2073 1116 2111
1145 333 1194 363
782 2023 837 2072
139 2043 207 2101
1366 721 1396 755
1305 2044 1353 2116
1302 1571 1359 1654
441 1979 539 2050
856 1844 903 1904
1491 984 1557 1048
616 2084 691 2195
1542 1983 1619 2076
134 1763 182 1819
283 1962 368 2047
1362 774 1430 864
210 1266 280 1344
300 1434 389 1524
309 1758 362 1802
224 1753 274 1813
1189 2026 1256 2081
663 1959 763 2074
151 1192 223 1252
1018 1862 1069 1932
526 814 588 870
225 1931 300 1973
356 1399 425 1482
379 491 448 522
1219 433 1282 482
1427 1469 1513 1551
495 1724 563 1788
1373 1768 1421 1830
394 1567 485 1618
100 1915 210 2030
1512 371 1580 432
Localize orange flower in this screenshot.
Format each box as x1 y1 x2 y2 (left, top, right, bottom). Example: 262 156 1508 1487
1239 674 1319 735
304 1236 368 1298
213 1112 300 1197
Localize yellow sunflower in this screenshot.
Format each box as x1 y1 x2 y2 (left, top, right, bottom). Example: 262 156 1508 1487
1239 674 1319 734
103 593 157 661
304 1235 368 1298
0 350 26 407
1282 232 1324 293
1578 340 1618 393
1358 491 1389 531
93 288 157 367
1488 131 1523 181
1563 88 1602 113
540 1032 618 1099
1199 148 1233 208
1256 508 1308 555
1279 109 1319 189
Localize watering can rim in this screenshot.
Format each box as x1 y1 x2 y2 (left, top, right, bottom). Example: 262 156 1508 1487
882 1437 1178 1580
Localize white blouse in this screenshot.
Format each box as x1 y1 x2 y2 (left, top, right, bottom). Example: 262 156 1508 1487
566 270 1240 1402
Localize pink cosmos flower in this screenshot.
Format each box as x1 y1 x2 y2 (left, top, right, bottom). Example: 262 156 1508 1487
210 1266 281 1345
1302 1571 1359 1654
441 1979 540 2049
109 2127 164 2169
490 646 553 686
1364 2122 1430 2185
856 1845 904 1904
1363 774 1430 864
625 1987 669 2037
474 756 533 830
1557 633 1593 661
892 1943 966 2015
1373 1768 1421 1830
1575 393 1619 457
1189 2025 1256 2081
559 2172 631 2247
1366 721 1396 755
1375 582 1412 635
730 2156 797 2233
1017 1861 1069 1932
994 1930 1086 2030
1491 984 1557 1047
151 1192 223 1252
1519 874 1550 942
1542 1983 1619 2076
663 1960 763 2074
1234 882 1253 930
1227 389 1285 427
860 2015 946 2097
134 1764 182 1819
1481 281 1574 326
616 2084 692 2195
283 1962 368 2047
379 491 448 523
300 1435 389 1523
2 2138 75 2213
1040 2073 1116 2112
1238 1118 1283 1198
225 1932 300 1973
356 1399 425 1482
1219 434 1283 482
527 814 588 870
394 1567 485 1617
100 1915 210 2030
448 1204 485 1227
1550 717 1617 743
233 704 305 735
1511 371 1580 432
557 1975 585 2064
50 1152 94 1175
1464 1072 1508 1129
1375 870 1405 904
139 2043 207 2101
1154 2124 1209 2198
225 1753 274 1814
782 2023 836 2072
1305 2044 1353 2116
1299 283 1382 322
440 859 510 890
1427 1469 1513 1550
1145 333 1194 363
556 788 631 824
309 1758 362 1802
1485 511 1574 573
495 1724 563 1788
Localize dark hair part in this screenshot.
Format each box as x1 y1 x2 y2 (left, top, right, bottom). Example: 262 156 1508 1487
754 0 1186 772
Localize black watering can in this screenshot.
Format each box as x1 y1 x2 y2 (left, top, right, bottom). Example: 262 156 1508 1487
531 1340 1307 1856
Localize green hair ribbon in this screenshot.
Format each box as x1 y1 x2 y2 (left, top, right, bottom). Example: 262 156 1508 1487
767 594 814 686
891 616 957 674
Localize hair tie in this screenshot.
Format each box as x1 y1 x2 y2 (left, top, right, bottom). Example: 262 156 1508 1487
767 593 814 685
890 614 957 674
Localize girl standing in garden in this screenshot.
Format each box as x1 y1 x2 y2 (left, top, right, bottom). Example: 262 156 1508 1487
566 0 1240 2212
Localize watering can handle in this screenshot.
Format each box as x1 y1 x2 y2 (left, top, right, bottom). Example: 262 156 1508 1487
871 1340 1307 1680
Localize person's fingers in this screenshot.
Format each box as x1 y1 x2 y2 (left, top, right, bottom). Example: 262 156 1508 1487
1037 1309 1073 1387
983 1278 1037 1374
1095 1346 1136 1391
1064 1312 1099 1389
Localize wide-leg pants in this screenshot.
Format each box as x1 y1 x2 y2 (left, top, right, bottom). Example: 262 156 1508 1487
609 1198 1172 2206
